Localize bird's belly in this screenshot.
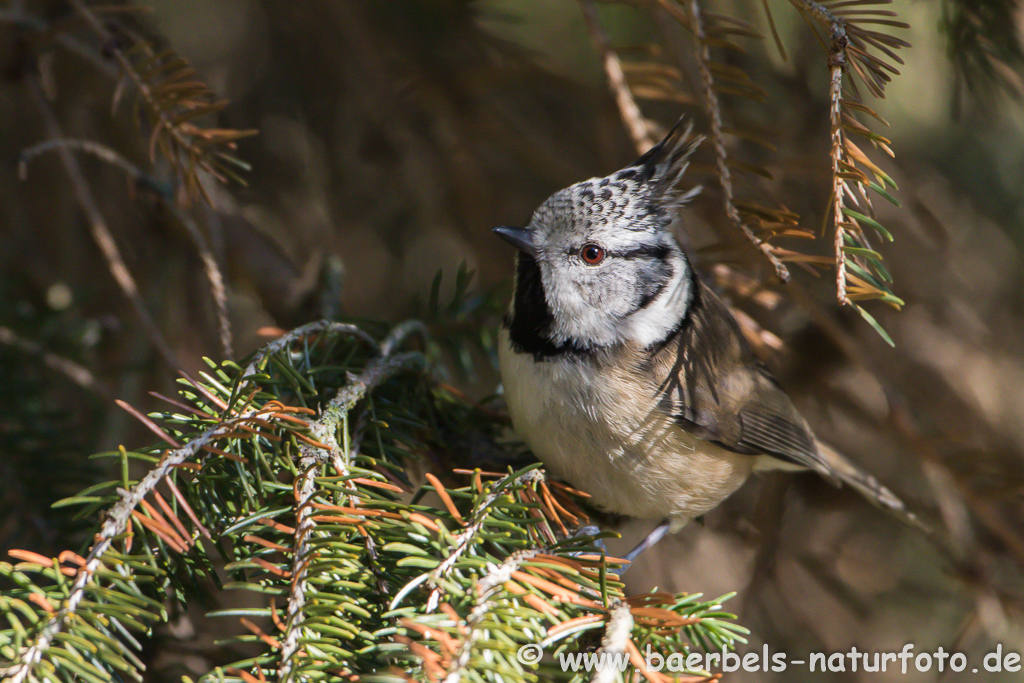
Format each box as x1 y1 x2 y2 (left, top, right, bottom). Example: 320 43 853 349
498 332 753 524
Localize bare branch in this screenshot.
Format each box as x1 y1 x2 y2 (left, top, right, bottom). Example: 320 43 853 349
19 138 164 192
24 72 181 369
172 210 234 358
0 325 111 399
19 138 234 356
0 9 117 77
579 0 657 153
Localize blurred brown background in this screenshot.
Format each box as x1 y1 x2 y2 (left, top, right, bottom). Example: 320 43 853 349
2 1 1023 681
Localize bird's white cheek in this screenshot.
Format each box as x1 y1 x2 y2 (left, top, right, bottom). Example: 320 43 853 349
621 263 691 347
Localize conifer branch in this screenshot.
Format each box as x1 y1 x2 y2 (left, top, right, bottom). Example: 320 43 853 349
790 1 853 304
2 321 747 682
441 549 545 683
788 0 908 332
241 322 378 383
3 408 267 683
943 0 1024 100
277 462 317 683
689 0 791 283
421 471 539 614
68 0 257 206
279 346 424 682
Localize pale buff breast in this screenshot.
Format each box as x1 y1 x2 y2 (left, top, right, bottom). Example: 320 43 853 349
498 329 755 527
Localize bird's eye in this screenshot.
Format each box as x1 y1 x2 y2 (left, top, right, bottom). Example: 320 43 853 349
580 244 606 265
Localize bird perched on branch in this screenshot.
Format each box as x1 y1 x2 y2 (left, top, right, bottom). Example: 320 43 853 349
494 120 917 560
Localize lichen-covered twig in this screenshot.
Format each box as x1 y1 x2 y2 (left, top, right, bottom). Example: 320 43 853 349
591 600 634 683
791 0 853 304
423 486 507 613
278 343 424 683
241 321 377 383
391 469 549 615
380 319 429 358
829 29 850 306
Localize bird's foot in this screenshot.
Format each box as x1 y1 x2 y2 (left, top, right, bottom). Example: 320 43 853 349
566 524 610 556
562 520 673 576
622 519 672 566
565 524 636 576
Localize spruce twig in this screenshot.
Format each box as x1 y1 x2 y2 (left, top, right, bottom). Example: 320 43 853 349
241 322 377 383
689 0 791 283
2 408 268 683
441 549 545 683
786 0 908 338
279 346 424 683
68 0 258 206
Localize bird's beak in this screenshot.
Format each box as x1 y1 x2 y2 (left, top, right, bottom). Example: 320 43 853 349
493 226 539 257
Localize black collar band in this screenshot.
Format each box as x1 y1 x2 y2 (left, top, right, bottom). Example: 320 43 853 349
503 254 595 361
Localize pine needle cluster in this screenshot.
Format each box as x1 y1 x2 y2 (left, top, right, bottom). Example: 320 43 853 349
1 322 747 683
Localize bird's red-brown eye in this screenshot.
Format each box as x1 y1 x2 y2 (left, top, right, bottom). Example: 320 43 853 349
580 244 606 265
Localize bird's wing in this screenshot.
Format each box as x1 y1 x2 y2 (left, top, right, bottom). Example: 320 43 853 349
650 280 925 528
651 281 836 478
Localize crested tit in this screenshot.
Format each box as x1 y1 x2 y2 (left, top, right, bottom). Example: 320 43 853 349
494 121 909 542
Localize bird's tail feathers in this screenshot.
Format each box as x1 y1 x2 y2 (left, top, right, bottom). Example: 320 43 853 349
815 441 936 538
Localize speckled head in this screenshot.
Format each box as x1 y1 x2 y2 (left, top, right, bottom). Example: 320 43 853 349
497 121 704 357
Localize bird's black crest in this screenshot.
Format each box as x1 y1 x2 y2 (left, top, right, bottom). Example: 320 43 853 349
628 118 702 195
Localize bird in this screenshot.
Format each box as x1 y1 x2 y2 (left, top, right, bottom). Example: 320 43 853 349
493 120 916 560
